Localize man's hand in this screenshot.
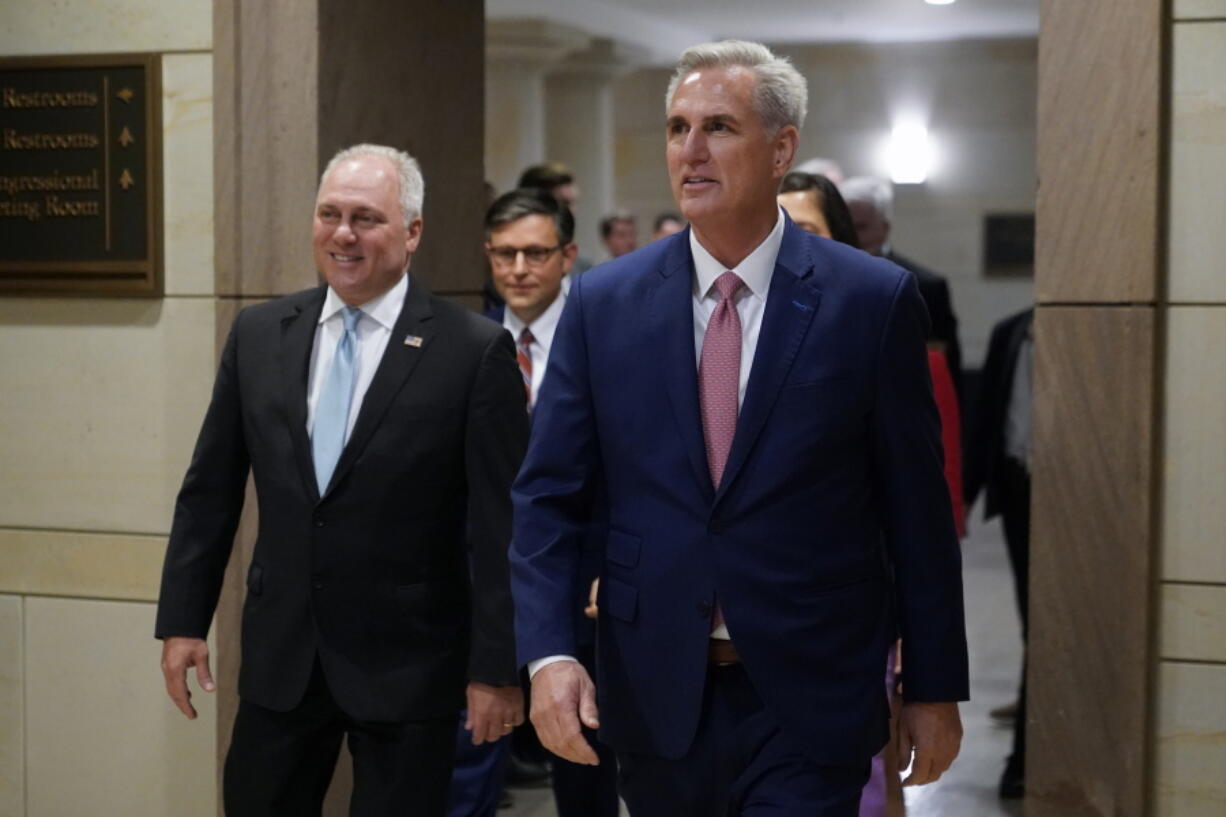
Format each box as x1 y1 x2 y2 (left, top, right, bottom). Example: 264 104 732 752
160 636 215 720
466 681 525 745
896 701 962 786
530 661 600 765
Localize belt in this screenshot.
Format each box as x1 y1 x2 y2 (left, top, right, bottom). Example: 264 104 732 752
707 638 740 666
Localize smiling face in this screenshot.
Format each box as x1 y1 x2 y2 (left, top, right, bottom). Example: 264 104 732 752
488 214 576 325
312 154 422 306
666 65 797 240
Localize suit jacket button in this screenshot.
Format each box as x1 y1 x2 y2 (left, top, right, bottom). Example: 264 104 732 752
697 600 712 618
708 520 724 534
314 518 325 528
312 577 324 590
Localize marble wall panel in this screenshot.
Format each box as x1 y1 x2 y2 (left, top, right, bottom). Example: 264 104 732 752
0 0 210 55
1036 0 1162 303
24 597 216 817
162 53 215 296
1174 0 1226 18
0 297 216 534
1161 583 1226 662
0 529 164 601
1027 306 1156 817
0 596 23 817
1155 662 1226 816
1169 22 1226 303
1162 307 1226 583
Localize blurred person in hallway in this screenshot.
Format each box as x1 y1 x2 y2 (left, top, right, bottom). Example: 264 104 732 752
840 175 963 399
155 144 527 817
964 306 1034 800
599 210 639 259
651 211 686 242
512 39 968 817
519 161 592 275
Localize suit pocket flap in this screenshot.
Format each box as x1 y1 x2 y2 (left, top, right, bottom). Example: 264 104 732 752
604 577 638 623
606 529 642 568
246 562 263 595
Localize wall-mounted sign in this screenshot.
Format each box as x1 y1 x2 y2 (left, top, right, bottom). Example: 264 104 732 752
984 213 1035 278
0 54 161 295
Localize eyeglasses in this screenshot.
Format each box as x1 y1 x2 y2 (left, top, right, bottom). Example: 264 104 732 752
487 244 563 267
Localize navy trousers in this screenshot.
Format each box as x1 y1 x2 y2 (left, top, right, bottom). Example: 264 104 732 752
616 664 870 817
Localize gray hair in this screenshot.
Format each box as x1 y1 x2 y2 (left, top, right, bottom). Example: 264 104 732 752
839 175 894 222
320 143 424 225
665 40 808 134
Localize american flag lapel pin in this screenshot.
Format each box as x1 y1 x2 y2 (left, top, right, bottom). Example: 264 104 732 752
403 334 423 348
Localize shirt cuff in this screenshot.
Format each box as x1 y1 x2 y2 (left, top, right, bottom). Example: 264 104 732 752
527 654 578 680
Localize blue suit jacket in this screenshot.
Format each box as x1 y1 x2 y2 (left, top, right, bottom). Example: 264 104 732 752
510 219 969 766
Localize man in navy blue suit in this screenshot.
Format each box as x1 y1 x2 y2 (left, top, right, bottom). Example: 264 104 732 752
510 40 969 816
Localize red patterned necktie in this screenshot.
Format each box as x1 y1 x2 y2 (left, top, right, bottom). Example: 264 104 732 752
517 327 534 404
699 271 745 489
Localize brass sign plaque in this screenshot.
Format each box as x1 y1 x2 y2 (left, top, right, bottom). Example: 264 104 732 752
0 54 162 295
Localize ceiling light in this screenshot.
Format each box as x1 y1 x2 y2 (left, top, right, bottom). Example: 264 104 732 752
886 121 933 185
926 0 957 5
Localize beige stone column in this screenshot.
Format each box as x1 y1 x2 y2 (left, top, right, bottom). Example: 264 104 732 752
545 39 640 262
485 19 589 194
212 0 485 812
1031 0 1165 814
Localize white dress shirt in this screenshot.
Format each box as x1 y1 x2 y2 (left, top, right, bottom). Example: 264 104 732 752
306 273 407 443
502 290 565 409
528 209 786 677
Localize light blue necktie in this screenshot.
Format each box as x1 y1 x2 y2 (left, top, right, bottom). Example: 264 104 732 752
312 306 362 494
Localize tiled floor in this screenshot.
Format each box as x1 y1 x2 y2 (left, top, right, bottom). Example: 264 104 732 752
505 502 1026 817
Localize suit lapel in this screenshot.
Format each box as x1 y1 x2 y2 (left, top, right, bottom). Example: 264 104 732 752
651 233 715 503
280 286 328 503
324 274 434 496
716 222 822 505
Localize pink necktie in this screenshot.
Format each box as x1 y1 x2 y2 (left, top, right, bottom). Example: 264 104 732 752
699 271 745 489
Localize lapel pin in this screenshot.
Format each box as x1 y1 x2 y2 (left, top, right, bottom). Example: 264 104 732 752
403 334 424 348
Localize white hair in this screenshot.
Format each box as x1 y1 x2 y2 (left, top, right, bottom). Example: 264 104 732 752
320 143 424 225
794 157 845 185
839 175 894 222
665 40 808 134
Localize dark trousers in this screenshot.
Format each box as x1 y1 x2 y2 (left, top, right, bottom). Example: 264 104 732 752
224 660 457 817
616 664 869 817
999 457 1031 773
445 712 511 817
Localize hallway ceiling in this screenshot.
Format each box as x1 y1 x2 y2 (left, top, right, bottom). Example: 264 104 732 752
488 0 1040 63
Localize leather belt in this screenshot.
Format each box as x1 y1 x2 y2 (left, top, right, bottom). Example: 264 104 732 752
707 638 740 666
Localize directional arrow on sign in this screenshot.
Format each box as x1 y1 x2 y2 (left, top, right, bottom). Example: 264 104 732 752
116 87 134 103
118 127 135 147
119 169 135 190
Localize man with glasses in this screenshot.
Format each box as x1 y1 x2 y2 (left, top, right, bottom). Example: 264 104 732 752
484 188 578 410
449 188 619 817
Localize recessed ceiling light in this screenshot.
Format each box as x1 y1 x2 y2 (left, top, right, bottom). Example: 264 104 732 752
926 0 957 5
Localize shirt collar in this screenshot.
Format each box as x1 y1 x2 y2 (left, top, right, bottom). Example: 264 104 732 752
319 273 408 330
690 207 786 300
503 290 566 352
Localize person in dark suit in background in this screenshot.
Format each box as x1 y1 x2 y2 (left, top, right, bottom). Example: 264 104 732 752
156 144 528 817
839 175 963 398
964 306 1034 800
512 40 967 816
448 189 618 817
